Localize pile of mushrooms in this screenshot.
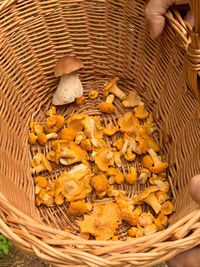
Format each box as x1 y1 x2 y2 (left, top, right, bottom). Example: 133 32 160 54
28 68 174 241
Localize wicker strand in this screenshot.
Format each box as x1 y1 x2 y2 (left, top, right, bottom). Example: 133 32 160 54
0 0 200 266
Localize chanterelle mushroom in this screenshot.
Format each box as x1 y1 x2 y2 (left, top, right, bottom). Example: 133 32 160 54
95 147 114 172
78 202 122 240
133 186 161 214
53 56 84 105
31 153 52 175
103 77 126 100
122 91 141 107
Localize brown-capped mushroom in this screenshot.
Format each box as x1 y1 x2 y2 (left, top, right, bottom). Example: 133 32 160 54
53 56 84 105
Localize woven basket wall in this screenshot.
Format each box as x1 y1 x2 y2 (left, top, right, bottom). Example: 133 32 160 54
0 0 200 266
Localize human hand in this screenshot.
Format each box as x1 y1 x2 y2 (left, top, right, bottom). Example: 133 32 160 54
145 0 194 39
167 175 200 267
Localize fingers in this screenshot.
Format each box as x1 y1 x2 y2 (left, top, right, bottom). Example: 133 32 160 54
145 0 189 39
189 175 200 205
167 245 200 267
184 9 195 27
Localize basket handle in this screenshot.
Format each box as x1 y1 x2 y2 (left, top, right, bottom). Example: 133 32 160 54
187 0 200 101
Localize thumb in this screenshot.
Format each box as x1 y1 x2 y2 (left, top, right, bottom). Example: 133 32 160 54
145 0 189 40
189 175 200 206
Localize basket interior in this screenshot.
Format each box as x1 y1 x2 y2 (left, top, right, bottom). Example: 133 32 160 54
0 0 200 235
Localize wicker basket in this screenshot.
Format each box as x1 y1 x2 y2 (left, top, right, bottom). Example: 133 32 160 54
0 0 200 266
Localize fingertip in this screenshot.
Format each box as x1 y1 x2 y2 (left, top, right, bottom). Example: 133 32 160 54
189 175 200 205
148 16 165 40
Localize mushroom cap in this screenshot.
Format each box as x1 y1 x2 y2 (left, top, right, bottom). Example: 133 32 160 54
54 56 84 77
98 102 115 114
78 202 122 240
133 186 159 203
42 156 52 172
150 162 168 174
122 91 141 108
103 77 119 97
95 147 114 172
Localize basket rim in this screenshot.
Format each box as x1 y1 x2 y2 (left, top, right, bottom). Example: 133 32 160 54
1 194 200 266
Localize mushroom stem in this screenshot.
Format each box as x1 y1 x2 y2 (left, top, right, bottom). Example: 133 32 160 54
106 94 115 104
144 193 161 214
53 73 83 105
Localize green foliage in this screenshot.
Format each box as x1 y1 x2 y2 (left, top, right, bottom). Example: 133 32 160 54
0 235 12 258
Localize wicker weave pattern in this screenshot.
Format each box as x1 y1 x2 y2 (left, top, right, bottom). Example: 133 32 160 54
0 0 200 266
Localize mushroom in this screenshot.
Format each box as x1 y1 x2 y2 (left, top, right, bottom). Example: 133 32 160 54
68 200 90 217
92 174 109 193
35 189 54 207
148 148 168 174
133 186 161 214
128 227 138 237
55 165 92 202
145 135 160 152
47 140 75 164
76 96 85 105
80 139 92 151
78 202 122 241
104 122 118 136
144 113 156 136
88 90 98 99
121 134 142 156
94 147 114 172
124 149 136 162
118 112 141 134
67 113 89 132
153 217 163 231
107 168 124 185
103 77 126 100
122 91 141 107
28 132 37 145
160 200 174 215
138 168 151 185
31 153 52 175
134 102 149 119
35 176 48 188
60 127 76 142
135 136 148 154
142 155 154 168
107 186 120 197
45 115 65 133
113 151 122 167
125 167 137 185
75 131 87 144
113 138 124 150
98 94 115 114
46 106 56 117
115 193 141 226
157 212 168 225
154 180 170 193
59 141 89 165
156 191 169 204
138 212 154 227
53 56 84 105
37 132 58 145
30 121 43 135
